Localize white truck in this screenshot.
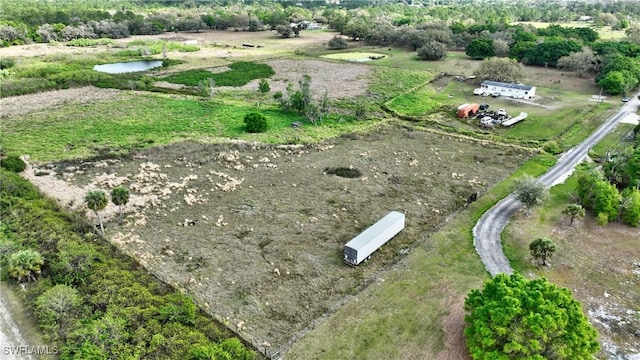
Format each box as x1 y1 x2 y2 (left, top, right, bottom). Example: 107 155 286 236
344 211 405 266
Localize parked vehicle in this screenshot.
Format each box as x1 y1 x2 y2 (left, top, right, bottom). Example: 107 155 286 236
497 108 507 116
344 211 405 266
479 104 490 111
622 96 630 102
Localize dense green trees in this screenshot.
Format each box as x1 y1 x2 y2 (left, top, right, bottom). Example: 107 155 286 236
0 169 255 359
473 57 527 83
0 154 26 172
577 160 640 227
465 273 600 359
523 39 583 67
596 56 640 94
466 38 494 59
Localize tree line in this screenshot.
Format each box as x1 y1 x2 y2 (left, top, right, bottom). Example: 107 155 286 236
0 167 256 360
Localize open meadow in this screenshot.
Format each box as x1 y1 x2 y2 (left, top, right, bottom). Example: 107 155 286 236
1 26 636 359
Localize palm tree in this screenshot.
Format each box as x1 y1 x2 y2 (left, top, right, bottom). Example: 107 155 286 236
9 249 44 282
85 190 107 236
529 238 557 267
563 203 585 226
110 186 130 224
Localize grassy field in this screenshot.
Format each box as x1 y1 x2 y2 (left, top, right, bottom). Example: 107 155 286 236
0 92 385 162
2 26 637 359
286 153 557 359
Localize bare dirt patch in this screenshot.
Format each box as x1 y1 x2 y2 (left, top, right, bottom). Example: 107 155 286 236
156 59 372 100
434 297 471 360
27 124 531 353
213 59 371 99
507 214 640 359
0 86 121 118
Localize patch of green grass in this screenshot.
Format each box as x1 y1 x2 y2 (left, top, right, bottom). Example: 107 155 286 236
369 67 435 103
386 86 439 116
0 93 379 162
589 123 637 159
66 38 115 47
161 61 275 87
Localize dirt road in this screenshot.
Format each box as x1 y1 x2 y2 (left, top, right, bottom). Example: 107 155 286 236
473 96 638 276
0 283 36 360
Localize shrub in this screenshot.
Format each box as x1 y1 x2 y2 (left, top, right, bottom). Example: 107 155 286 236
596 212 609 226
327 36 348 50
0 57 15 70
1 155 26 172
417 41 447 61
243 112 268 133
258 78 270 93
543 140 562 154
325 167 362 178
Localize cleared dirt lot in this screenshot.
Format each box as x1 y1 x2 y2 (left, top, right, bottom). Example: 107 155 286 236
30 124 531 351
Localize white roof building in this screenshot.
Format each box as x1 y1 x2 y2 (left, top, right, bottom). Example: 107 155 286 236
480 80 536 99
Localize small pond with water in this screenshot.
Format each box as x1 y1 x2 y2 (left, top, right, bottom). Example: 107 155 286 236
93 60 163 74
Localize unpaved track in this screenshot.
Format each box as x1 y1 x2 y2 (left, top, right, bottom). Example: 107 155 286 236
0 288 36 360
473 96 638 276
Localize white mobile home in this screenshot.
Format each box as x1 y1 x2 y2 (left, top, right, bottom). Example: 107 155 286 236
480 81 536 99
344 211 405 266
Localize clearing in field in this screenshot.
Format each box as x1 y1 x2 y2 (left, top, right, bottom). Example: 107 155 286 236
26 124 532 352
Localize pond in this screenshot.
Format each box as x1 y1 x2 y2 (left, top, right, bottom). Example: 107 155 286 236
320 52 387 62
93 60 163 74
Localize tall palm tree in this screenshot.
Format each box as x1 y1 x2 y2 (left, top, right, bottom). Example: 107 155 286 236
85 190 107 236
110 186 130 224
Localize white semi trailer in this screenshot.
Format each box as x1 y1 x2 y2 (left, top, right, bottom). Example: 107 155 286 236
344 211 405 266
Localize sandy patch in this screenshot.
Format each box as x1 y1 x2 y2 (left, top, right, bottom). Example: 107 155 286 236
0 86 121 118
434 297 471 360
213 59 371 99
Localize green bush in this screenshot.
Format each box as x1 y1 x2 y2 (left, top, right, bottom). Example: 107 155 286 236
66 38 114 47
596 212 609 226
258 78 270 93
327 36 348 50
1 155 26 172
0 57 16 69
244 112 268 133
542 140 562 154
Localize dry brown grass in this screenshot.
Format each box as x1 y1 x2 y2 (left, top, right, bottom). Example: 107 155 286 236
29 124 531 353
505 211 640 359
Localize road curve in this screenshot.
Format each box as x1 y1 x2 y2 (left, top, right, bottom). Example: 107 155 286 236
473 96 638 276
